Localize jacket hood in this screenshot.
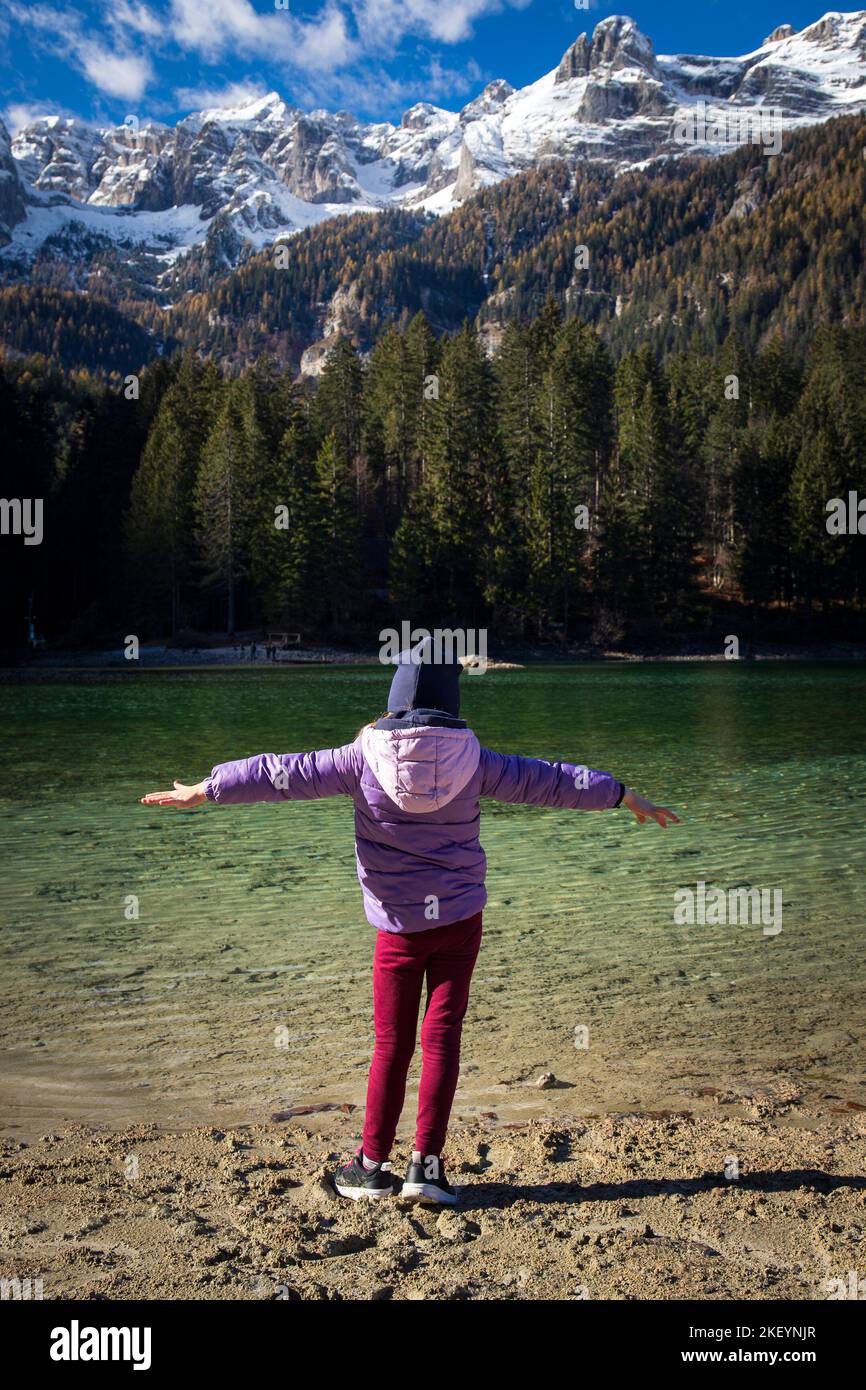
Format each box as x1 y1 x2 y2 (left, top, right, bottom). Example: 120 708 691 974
361 724 481 814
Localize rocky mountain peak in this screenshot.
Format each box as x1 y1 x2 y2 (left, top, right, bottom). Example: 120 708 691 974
218 91 285 122
401 102 448 131
556 15 656 84
764 23 796 43
801 10 866 46
459 79 516 121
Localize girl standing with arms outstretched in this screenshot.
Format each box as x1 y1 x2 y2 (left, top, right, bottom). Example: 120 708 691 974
142 639 679 1204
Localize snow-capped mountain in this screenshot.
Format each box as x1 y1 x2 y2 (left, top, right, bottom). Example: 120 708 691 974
0 121 27 242
3 11 866 293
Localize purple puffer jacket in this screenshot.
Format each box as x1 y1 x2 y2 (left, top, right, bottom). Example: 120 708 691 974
204 726 623 934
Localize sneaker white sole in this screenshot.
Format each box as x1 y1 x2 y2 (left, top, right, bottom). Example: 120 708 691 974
400 1182 459 1205
334 1182 393 1201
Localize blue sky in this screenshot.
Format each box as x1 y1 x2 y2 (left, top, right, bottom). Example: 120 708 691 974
1 0 851 131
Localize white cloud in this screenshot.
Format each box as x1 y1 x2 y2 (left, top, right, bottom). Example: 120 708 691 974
174 62 484 122
78 43 153 100
3 101 68 136
292 5 356 72
8 3 78 40
354 0 535 50
7 0 533 115
106 1 165 41
169 0 267 57
291 64 421 116
9 3 154 100
174 79 270 111
168 0 357 71
289 52 487 118
355 0 512 47
164 0 521 71
427 55 484 97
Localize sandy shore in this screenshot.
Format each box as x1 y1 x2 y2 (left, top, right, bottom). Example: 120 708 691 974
2 1106 863 1301
5 639 866 674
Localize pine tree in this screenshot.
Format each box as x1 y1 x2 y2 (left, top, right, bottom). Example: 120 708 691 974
789 327 866 608
237 361 305 623
600 346 694 621
404 311 440 491
735 418 796 607
314 430 362 628
398 323 496 620
194 385 253 633
364 326 423 521
492 320 544 627
125 354 223 634
527 320 613 633
310 336 365 501
268 417 328 630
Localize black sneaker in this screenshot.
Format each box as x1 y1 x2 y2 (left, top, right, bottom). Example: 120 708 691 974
400 1153 459 1206
333 1149 395 1201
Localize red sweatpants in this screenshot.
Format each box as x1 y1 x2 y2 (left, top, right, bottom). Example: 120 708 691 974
362 912 483 1161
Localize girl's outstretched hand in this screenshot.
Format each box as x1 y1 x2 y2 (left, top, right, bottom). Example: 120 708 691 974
140 780 208 810
622 789 681 828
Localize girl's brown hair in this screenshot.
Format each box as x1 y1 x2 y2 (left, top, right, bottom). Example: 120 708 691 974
356 712 393 739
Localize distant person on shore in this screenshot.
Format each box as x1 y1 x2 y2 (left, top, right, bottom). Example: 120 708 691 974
140 637 679 1205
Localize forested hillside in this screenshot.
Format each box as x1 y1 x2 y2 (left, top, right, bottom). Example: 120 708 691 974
163 111 866 370
0 287 162 375
3 312 864 650
1 113 864 375
489 114 866 358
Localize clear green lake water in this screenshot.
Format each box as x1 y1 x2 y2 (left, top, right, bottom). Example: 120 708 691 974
1 663 864 1139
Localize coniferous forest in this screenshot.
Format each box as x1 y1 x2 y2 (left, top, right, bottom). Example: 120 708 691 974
2 311 865 652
